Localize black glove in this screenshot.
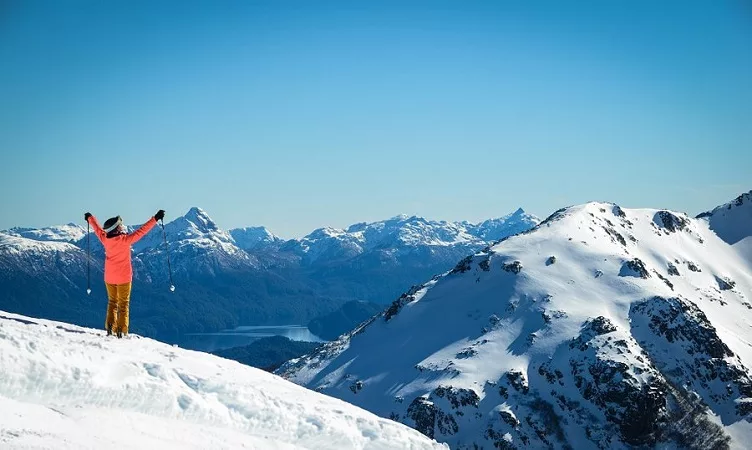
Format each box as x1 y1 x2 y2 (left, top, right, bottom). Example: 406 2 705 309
154 210 165 221
84 212 92 222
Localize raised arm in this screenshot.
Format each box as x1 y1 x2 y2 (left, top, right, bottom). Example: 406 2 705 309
85 213 106 243
125 216 158 245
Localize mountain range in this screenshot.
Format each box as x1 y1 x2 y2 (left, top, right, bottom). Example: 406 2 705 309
0 207 539 345
277 190 752 449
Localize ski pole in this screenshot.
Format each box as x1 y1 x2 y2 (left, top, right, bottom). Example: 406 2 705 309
86 221 91 295
160 219 175 292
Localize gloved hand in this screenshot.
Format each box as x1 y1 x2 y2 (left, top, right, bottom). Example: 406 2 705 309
154 210 165 221
84 212 92 222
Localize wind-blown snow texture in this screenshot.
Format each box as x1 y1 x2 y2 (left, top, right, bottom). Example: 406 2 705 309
0 312 446 450
278 199 752 449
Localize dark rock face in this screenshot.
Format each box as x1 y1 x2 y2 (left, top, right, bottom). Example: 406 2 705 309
433 385 480 409
621 258 650 279
407 397 438 438
546 256 556 266
568 317 669 447
653 271 674 290
349 380 364 394
406 386 480 439
654 211 690 233
603 226 627 246
384 284 424 321
686 261 702 272
630 297 752 421
503 261 523 274
667 262 680 276
450 255 473 274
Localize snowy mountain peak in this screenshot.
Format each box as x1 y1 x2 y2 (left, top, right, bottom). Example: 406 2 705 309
279 197 752 449
182 206 218 232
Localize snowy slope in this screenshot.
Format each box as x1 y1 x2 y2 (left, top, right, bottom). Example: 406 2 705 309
698 190 752 262
278 201 752 449
0 311 447 450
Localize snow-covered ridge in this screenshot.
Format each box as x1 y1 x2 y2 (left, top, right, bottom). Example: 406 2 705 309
698 190 752 245
291 210 540 263
278 199 752 449
0 311 447 449
0 232 80 255
3 223 85 243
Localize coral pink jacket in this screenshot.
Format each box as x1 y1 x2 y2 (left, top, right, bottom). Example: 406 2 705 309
88 215 157 284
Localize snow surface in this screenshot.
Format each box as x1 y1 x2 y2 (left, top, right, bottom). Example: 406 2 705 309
279 201 752 449
0 312 446 450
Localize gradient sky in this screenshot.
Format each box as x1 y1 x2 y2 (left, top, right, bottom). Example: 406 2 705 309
1 0 750 238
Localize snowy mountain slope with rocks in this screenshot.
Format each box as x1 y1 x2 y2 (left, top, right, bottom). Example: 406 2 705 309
0 311 447 450
278 196 752 449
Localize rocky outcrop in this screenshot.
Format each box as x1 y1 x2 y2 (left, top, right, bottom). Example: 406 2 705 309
405 386 480 439
620 258 650 279
566 317 670 447
630 297 752 421
503 261 523 274
654 211 690 233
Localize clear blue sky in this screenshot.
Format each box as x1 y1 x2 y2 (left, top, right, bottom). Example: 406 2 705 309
1 0 750 238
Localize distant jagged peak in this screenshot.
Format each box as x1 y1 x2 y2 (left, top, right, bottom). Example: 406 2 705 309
182 206 218 232
305 226 349 240
229 226 283 251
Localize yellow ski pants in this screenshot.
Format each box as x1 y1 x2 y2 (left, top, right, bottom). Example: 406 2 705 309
105 282 132 335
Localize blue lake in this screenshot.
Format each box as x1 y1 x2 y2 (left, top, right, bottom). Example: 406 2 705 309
182 325 325 352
